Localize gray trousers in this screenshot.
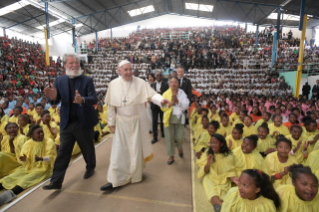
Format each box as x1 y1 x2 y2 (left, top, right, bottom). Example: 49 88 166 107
164 114 184 157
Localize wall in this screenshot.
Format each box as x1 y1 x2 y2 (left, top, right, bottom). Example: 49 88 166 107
279 71 308 96
40 33 74 58
281 27 313 40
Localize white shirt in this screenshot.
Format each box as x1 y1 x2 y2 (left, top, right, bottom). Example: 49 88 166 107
156 81 162 92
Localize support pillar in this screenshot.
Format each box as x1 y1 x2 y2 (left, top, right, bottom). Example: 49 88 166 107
276 8 281 40
270 32 277 72
110 28 113 40
295 14 307 98
45 2 50 39
255 24 259 47
72 19 77 53
44 27 50 66
3 28 5 37
245 23 247 32
95 31 99 52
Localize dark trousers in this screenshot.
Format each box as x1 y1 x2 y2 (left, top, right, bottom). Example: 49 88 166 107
51 121 96 184
152 107 164 139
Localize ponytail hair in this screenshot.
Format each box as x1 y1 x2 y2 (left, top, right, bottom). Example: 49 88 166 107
288 164 318 184
233 123 244 134
258 122 269 133
241 169 281 209
244 135 258 148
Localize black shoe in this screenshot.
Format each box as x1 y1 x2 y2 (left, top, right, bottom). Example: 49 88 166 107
100 183 114 191
161 133 165 138
43 183 62 190
167 160 174 165
84 170 94 179
179 153 184 158
151 139 158 144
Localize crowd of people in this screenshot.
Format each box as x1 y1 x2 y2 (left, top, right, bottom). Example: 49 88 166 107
0 23 319 210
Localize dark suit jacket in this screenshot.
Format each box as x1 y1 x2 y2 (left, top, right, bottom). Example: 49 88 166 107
150 81 169 110
50 75 98 130
179 77 192 103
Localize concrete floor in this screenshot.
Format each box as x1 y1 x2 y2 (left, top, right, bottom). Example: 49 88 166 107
3 128 192 212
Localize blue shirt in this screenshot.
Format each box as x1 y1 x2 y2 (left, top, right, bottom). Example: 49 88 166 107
22 103 29 110
4 108 11 117
8 100 16 109
32 88 39 94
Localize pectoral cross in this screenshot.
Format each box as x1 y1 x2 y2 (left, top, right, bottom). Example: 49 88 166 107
122 98 127 106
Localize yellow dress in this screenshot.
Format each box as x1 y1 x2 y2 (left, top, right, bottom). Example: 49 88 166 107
194 125 206 144
225 135 243 150
8 115 20 124
306 150 319 180
0 134 27 178
268 123 290 140
221 187 277 212
40 121 58 140
193 130 210 152
1 115 9 123
276 185 319 212
256 136 275 153
20 124 30 137
94 123 102 142
232 147 269 177
242 125 258 138
27 109 35 117
103 104 108 112
197 150 236 201
55 134 81 155
264 152 298 188
33 113 41 122
0 120 8 136
48 107 58 118
0 138 57 189
102 125 111 133
229 113 239 124
302 128 319 152
217 124 232 137
191 112 201 131
99 111 107 126
233 119 244 126
209 113 219 122
52 115 61 134
285 135 308 164
255 119 273 131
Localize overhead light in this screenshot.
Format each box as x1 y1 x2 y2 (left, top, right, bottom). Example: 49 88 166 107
75 24 83 28
128 5 154 17
185 3 213 12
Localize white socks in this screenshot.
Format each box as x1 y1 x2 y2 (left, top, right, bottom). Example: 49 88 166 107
0 190 17 206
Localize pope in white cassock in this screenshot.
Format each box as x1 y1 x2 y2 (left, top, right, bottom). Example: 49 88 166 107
100 60 170 191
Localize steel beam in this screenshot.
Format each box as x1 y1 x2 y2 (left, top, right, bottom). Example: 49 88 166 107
237 3 253 23
45 2 50 39
255 24 259 47
95 31 98 52
299 0 306 31
276 9 281 39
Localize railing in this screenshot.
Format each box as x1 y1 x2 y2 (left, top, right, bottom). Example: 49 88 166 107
278 63 319 76
160 31 189 40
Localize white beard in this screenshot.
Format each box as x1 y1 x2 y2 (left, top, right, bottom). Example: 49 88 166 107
66 68 83 77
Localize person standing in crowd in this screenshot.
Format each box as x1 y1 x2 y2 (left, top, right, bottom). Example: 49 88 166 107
312 80 319 100
147 73 155 134
150 71 168 144
288 30 293 40
161 77 189 165
302 82 311 99
42 53 98 190
177 67 192 102
101 60 170 191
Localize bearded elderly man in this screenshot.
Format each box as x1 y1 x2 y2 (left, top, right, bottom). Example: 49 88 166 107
43 53 98 190
100 60 170 191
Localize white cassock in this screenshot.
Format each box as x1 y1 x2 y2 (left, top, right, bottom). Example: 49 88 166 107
105 76 164 187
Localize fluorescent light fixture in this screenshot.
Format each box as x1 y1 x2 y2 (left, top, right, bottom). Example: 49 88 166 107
185 3 213 12
0 0 30 16
36 19 65 30
128 5 154 17
75 24 83 28
268 13 313 21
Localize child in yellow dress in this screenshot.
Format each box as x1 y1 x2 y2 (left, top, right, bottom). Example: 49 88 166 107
0 123 27 178
265 136 298 188
226 124 244 150
232 135 269 177
193 115 209 144
302 118 319 152
276 164 318 212
0 125 57 206
232 110 247 127
286 125 309 164
39 111 58 140
8 106 22 124
221 169 280 212
18 115 31 138
196 134 237 212
229 106 240 125
242 116 257 138
217 114 232 138
269 114 290 140
255 111 272 130
256 123 276 157
32 103 44 124
194 120 220 159
27 103 35 118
